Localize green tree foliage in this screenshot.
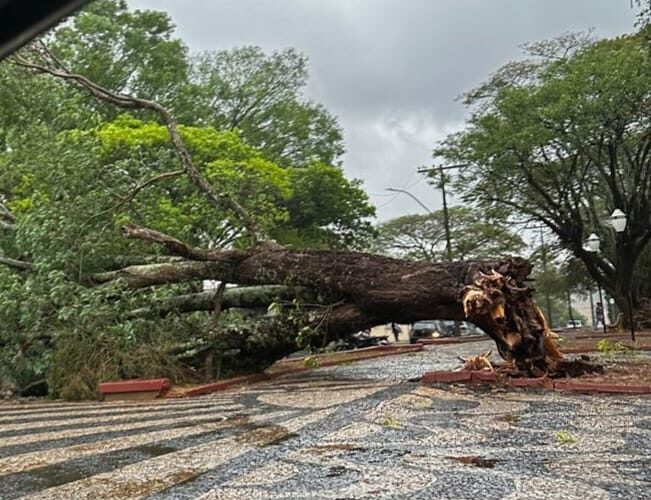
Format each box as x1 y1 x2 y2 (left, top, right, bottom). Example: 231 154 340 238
2 0 345 167
373 207 525 262
436 32 651 317
278 164 376 249
528 243 592 329
51 0 189 110
188 47 345 167
0 1 373 398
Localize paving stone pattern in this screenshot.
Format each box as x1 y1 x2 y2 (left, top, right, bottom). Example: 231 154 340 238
0 343 650 499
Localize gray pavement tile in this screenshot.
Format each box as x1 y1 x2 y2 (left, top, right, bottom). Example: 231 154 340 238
1 344 650 499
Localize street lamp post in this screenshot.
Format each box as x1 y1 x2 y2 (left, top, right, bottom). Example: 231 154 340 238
385 188 433 214
584 209 636 342
609 209 635 342
584 233 608 334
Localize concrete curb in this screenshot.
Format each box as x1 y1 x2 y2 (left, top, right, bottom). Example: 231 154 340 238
565 332 651 341
421 369 651 394
166 374 271 398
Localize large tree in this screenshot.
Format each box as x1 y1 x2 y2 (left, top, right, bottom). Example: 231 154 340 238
435 32 651 326
0 2 589 398
188 47 345 167
373 207 525 262
0 1 369 398
0 41 570 400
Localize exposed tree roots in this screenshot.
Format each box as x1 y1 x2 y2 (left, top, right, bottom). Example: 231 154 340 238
461 267 601 377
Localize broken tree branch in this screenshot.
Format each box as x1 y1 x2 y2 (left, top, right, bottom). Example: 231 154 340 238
120 224 248 262
0 220 15 231
0 255 33 271
0 202 16 230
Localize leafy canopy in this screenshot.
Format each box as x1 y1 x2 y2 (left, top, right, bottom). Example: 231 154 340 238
0 0 373 398
436 32 651 309
373 207 525 262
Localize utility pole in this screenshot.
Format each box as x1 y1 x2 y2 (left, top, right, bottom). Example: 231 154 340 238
417 164 465 262
439 166 452 261
418 164 465 335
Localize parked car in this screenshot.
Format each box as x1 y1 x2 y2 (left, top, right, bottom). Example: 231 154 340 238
410 320 440 339
565 320 583 329
410 320 472 339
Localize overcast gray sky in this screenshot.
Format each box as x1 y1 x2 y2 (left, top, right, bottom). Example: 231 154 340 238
130 0 637 221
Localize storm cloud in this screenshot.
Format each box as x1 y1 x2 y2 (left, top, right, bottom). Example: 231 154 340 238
129 0 637 220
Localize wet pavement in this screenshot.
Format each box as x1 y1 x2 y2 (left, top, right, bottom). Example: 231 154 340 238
1 342 650 499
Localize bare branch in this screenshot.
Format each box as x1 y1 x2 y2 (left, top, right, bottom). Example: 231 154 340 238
0 202 16 223
120 223 247 262
0 202 16 230
0 255 33 270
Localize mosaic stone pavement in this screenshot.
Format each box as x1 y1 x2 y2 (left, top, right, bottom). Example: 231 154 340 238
1 344 650 499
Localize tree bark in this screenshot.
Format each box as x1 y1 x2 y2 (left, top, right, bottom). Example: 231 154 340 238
96 226 562 375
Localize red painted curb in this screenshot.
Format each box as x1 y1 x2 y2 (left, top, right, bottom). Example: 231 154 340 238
552 380 651 394
99 378 171 395
421 370 651 394
314 345 423 367
421 370 472 384
273 343 423 367
471 371 497 383
170 373 271 398
567 333 651 340
561 346 651 354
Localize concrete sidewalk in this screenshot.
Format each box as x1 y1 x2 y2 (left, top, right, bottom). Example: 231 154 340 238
1 343 650 499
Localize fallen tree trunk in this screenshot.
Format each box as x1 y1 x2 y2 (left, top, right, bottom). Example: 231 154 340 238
98 226 563 376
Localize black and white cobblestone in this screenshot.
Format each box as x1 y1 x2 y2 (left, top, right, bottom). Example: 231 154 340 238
0 343 649 499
